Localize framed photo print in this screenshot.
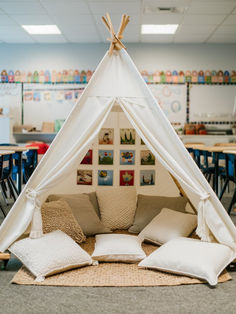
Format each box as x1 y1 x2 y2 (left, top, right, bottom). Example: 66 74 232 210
140 150 155 165
120 150 135 165
120 128 135 145
140 170 155 186
120 170 134 186
77 170 92 185
98 170 113 186
99 128 114 145
98 150 113 165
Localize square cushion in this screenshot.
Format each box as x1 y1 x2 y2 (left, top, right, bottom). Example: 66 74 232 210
46 194 110 236
47 191 100 217
41 199 86 244
96 187 136 230
92 234 146 263
129 195 188 234
138 208 197 245
9 230 95 282
138 237 235 286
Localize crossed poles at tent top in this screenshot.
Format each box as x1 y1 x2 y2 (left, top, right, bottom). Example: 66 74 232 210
102 13 130 56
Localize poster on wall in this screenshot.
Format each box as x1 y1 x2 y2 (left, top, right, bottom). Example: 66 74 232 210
98 150 114 165
140 170 155 186
98 128 114 144
148 84 187 124
80 149 93 165
77 170 92 185
98 170 113 186
120 170 134 186
120 128 135 145
120 150 135 165
140 150 155 165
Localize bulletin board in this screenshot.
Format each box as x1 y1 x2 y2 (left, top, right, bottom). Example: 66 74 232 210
148 84 187 124
189 85 236 122
23 83 86 129
0 83 22 124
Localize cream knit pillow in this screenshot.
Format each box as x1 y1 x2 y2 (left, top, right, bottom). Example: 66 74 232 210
96 187 136 230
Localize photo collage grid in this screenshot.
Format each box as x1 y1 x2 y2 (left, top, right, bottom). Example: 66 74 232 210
77 128 156 187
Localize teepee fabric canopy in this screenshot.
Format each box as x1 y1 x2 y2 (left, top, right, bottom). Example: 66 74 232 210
0 19 236 254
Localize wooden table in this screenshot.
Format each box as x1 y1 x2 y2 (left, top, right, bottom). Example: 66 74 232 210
0 146 38 193
200 146 236 196
0 252 10 269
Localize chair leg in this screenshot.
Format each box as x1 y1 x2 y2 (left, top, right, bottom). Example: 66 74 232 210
9 177 19 196
227 187 236 215
6 179 16 202
0 201 6 217
0 182 8 205
219 178 229 200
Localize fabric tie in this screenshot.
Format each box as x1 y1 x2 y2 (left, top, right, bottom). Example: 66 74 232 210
25 188 43 239
196 193 213 242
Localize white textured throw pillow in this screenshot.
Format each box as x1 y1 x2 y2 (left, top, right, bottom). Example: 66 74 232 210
96 187 137 230
92 234 146 263
138 237 235 286
138 208 197 245
9 230 95 282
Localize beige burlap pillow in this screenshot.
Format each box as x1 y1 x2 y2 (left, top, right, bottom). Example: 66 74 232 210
96 187 137 230
41 199 86 244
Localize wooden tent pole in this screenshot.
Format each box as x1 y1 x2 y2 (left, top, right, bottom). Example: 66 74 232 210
101 13 130 56
170 173 197 214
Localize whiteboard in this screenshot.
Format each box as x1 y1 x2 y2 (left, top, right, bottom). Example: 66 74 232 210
23 83 86 129
190 85 236 122
148 84 187 124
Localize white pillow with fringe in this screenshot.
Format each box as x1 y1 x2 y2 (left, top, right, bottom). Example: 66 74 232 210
9 230 96 282
92 234 146 263
138 237 235 286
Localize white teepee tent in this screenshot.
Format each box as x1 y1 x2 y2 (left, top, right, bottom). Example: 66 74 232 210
0 14 236 253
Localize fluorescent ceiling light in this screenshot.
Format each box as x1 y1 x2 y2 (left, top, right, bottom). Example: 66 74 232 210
141 24 178 34
22 25 61 35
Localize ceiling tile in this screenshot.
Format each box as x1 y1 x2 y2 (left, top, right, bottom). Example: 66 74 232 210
0 27 35 42
0 15 17 25
182 14 226 25
187 2 236 14
208 33 236 43
177 24 216 34
93 14 140 29
0 2 46 14
214 25 236 34
60 23 97 35
174 33 208 43
222 14 236 25
32 34 67 43
142 0 190 6
53 14 95 25
89 1 141 15
66 32 101 43
41 1 90 15
142 13 183 24
11 14 54 25
141 34 174 43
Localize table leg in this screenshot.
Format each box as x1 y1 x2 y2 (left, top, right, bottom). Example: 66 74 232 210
17 152 22 194
214 152 219 196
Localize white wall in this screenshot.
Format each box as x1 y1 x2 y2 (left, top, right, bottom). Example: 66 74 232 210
0 43 236 71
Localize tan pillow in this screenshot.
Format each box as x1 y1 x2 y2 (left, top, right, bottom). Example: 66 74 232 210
41 199 86 244
128 194 188 234
47 191 100 217
96 187 137 230
46 194 110 236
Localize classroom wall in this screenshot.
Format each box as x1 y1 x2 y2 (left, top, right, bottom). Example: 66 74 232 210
0 43 236 71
